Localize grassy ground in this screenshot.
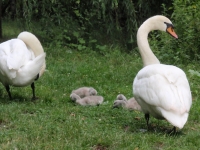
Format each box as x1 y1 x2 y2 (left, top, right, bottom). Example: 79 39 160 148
0 20 200 150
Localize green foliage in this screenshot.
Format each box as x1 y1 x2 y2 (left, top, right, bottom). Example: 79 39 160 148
172 0 200 61
2 0 173 52
148 0 200 64
2 0 200 63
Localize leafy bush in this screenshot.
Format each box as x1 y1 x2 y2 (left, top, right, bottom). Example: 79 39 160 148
173 0 200 61
149 0 200 64
2 0 173 53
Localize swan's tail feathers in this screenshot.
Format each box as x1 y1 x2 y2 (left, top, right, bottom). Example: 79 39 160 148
162 110 189 129
39 61 46 77
17 53 46 82
17 31 44 57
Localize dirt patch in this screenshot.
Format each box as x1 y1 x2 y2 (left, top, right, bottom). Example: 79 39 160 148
92 144 108 150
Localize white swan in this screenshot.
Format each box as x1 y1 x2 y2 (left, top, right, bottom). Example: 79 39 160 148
0 31 46 100
133 15 192 132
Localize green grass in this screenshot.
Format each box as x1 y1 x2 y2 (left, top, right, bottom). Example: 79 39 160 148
0 20 200 150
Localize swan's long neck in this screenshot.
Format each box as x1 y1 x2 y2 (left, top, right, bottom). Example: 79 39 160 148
17 31 46 77
17 32 44 57
137 19 160 67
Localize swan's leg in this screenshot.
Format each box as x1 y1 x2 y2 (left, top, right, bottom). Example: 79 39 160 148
145 114 150 129
31 82 38 100
168 126 176 134
172 126 176 133
35 74 39 81
5 85 12 99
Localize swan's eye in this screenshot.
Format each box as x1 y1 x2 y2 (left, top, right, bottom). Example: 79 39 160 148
164 22 174 29
164 22 178 38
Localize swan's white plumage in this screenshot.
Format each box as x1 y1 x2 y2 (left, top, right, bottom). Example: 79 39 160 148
0 31 46 98
18 31 46 77
134 64 191 128
133 15 192 129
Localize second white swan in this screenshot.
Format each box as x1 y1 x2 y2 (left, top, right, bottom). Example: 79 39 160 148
0 31 46 100
133 15 192 132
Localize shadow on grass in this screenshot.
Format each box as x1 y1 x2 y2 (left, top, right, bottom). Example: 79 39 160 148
123 120 186 137
92 144 109 150
0 92 38 103
146 124 186 137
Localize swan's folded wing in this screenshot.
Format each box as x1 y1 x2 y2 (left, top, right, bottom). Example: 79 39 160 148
12 53 46 86
133 64 192 114
0 39 34 79
6 39 34 70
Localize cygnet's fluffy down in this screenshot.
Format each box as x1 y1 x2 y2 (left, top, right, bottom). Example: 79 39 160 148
70 93 104 106
116 94 127 101
71 87 97 98
113 94 141 111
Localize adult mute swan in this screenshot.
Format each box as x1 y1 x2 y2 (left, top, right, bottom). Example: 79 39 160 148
0 31 46 100
133 15 192 132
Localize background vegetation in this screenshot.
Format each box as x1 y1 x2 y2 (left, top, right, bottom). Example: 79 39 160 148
1 0 174 52
0 0 200 149
1 0 200 64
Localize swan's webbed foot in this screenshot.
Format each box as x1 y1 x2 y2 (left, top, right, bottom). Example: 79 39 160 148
168 126 176 134
31 96 39 101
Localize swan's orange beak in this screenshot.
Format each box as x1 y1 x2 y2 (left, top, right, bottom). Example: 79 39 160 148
167 27 178 39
